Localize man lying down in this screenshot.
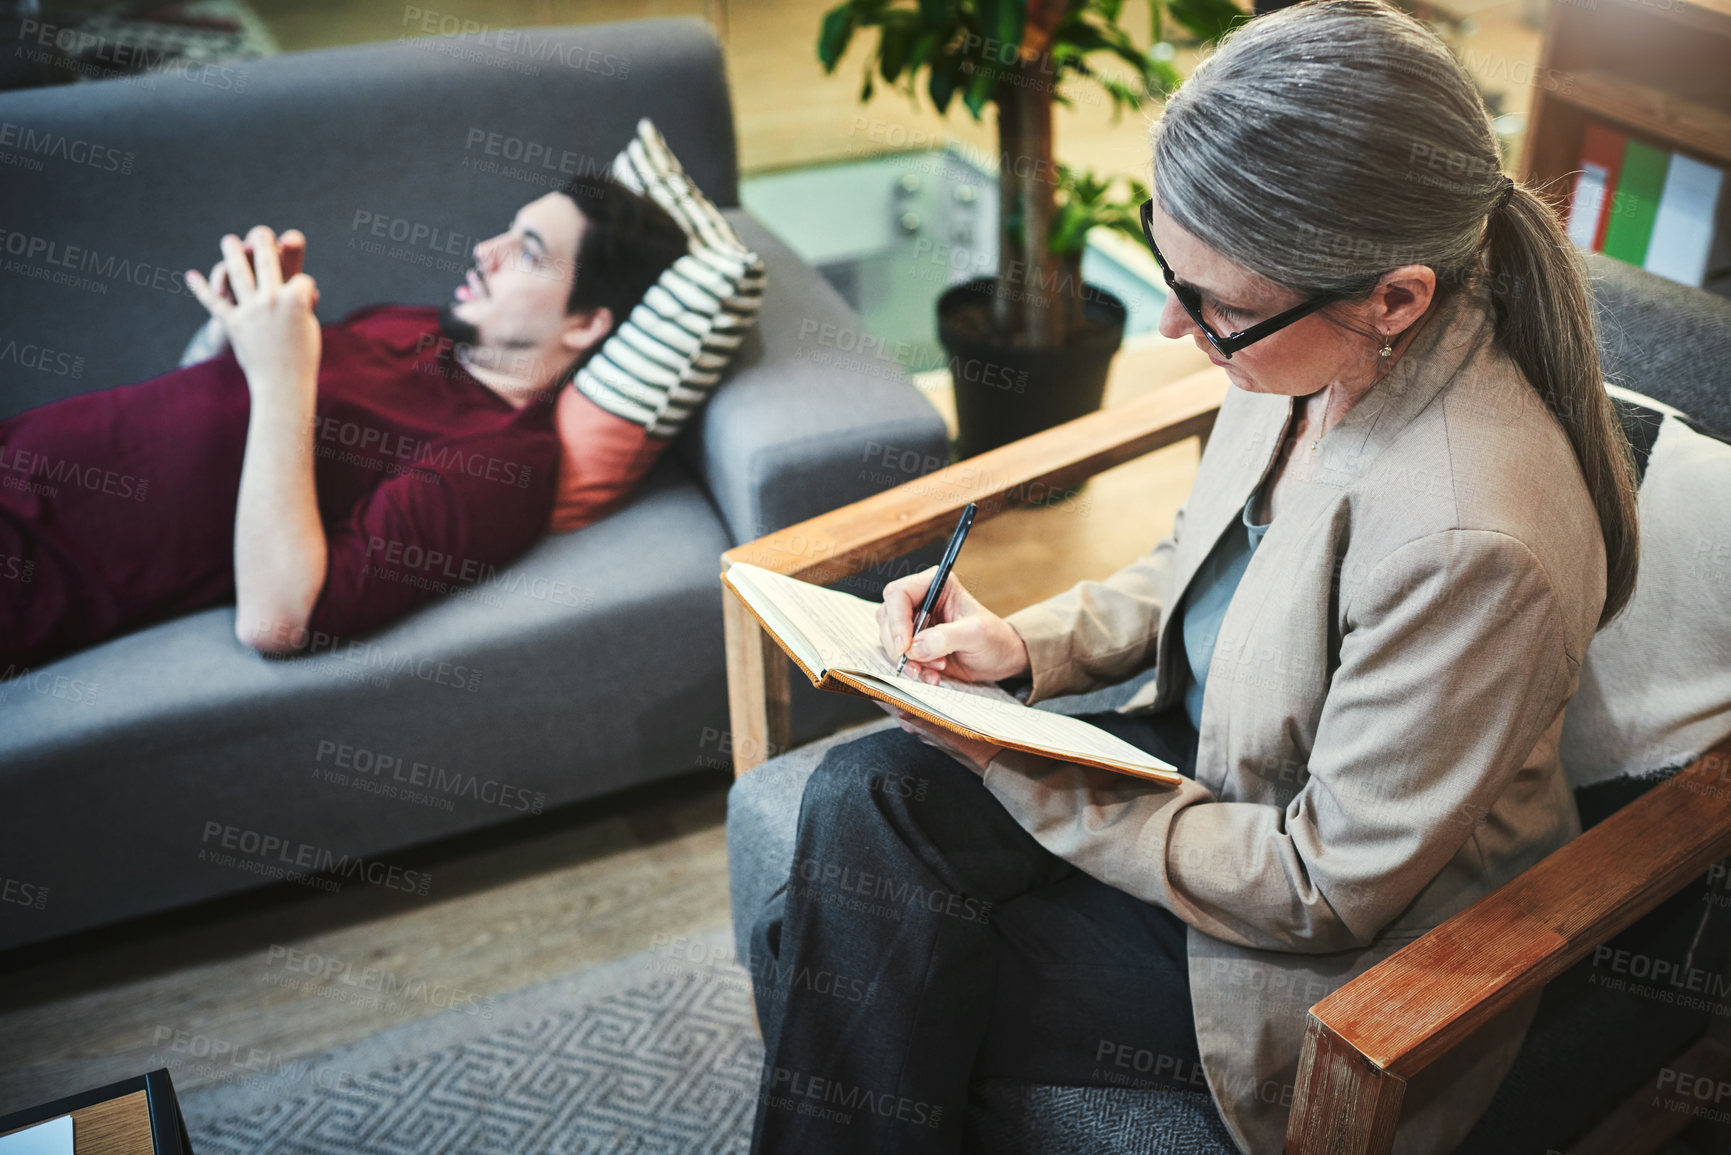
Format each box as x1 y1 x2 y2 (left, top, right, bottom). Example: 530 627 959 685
0 176 690 668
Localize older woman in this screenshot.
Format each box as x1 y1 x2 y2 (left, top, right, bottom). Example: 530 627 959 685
743 2 1639 1152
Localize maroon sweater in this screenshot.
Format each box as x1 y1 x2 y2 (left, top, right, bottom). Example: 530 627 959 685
0 306 559 669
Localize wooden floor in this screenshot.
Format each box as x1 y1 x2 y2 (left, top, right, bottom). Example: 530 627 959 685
0 0 1550 1119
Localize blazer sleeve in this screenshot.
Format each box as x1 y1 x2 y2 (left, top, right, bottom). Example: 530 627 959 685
979 528 1573 953
1000 500 1186 705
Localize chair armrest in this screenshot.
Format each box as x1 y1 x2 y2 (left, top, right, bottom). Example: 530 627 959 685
719 366 1229 774
1286 734 1731 1155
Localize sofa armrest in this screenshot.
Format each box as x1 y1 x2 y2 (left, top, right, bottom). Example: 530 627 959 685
1286 734 1731 1155
673 210 953 546
719 366 1228 773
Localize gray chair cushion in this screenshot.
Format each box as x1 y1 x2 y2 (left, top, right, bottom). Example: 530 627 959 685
1586 251 1731 437
964 1081 1237 1155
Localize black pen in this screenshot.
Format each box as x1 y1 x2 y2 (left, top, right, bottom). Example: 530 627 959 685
896 502 976 678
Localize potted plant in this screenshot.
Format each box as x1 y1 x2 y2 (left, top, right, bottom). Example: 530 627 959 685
817 0 1245 456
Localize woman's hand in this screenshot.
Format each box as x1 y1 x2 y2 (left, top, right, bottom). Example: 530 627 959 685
876 701 1002 777
876 565 1031 687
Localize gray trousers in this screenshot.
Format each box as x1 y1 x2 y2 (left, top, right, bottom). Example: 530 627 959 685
747 708 1204 1154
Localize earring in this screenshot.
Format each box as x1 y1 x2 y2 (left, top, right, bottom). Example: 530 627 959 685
1379 333 1393 359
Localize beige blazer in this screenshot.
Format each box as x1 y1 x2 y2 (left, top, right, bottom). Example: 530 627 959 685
985 285 1606 1155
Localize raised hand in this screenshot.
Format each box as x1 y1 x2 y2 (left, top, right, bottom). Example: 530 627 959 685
198 228 307 305
186 226 320 395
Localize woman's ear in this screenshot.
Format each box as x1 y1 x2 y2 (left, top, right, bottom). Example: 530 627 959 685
1373 265 1437 335
560 306 615 355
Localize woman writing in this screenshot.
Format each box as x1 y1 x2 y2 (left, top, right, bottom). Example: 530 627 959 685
743 2 1639 1152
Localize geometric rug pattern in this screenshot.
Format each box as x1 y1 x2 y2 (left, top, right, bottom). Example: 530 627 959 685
186 955 764 1154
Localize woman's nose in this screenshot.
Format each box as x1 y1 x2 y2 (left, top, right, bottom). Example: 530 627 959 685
1157 291 1198 342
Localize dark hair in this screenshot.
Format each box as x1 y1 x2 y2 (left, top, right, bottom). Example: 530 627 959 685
559 175 690 330
1152 0 1638 629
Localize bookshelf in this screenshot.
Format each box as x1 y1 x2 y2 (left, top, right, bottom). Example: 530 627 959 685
1520 0 1731 293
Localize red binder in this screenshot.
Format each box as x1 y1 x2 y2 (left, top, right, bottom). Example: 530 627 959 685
1579 122 1627 252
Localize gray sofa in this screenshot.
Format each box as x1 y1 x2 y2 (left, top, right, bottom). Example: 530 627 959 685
728 251 1731 1154
0 19 949 953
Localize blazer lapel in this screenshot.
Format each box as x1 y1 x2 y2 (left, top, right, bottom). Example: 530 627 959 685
1313 288 1494 490
1122 287 1496 720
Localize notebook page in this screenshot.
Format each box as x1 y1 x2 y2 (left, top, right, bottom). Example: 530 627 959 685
850 670 1175 774
729 563 900 677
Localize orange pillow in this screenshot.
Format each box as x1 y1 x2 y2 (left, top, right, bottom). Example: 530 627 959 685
546 386 669 534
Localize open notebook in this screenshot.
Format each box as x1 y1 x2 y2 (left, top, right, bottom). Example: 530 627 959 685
721 562 1182 785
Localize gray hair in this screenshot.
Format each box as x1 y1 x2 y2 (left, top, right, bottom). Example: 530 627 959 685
1152 0 1638 629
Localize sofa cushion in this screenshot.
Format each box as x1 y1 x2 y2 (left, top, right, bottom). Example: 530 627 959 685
1558 384 1731 790
550 118 766 533
0 453 735 951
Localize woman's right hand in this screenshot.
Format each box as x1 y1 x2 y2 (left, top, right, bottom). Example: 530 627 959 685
877 566 1031 688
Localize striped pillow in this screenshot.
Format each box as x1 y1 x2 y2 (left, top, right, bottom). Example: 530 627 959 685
546 120 765 533
572 118 766 439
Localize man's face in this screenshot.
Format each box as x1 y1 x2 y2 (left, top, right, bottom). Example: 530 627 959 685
444 191 585 370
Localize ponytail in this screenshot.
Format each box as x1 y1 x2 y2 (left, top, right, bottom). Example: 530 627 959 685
1154 0 1640 630
1482 183 1640 629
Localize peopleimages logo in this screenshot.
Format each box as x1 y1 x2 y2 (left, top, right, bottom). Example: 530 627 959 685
0 121 134 174
0 227 196 297
0 338 84 378
199 820 432 896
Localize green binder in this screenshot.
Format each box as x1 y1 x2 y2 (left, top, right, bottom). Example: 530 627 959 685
1601 139 1671 265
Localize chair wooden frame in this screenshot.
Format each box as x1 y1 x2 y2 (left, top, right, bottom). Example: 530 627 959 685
719 365 1731 1154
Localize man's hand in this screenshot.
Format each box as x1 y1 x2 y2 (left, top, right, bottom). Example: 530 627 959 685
877 565 1031 687
195 228 306 306
189 226 329 655
876 701 1003 777
186 226 320 394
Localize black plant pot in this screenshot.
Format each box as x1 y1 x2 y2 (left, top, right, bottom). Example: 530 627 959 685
936 277 1128 461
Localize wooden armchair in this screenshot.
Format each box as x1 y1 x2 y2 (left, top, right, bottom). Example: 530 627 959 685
719 366 1731 1154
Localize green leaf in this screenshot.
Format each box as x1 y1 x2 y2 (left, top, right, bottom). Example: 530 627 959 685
962 55 997 117
817 4 856 72
918 0 951 24
879 22 912 82
1165 0 1247 43
929 54 961 113
908 29 939 72
1049 208 1091 256
976 0 1025 65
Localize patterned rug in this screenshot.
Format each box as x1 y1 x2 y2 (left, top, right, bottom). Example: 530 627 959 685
181 928 765 1154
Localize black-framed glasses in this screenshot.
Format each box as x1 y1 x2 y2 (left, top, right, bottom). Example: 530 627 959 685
1138 199 1351 360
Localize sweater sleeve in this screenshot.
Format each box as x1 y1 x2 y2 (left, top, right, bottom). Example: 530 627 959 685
302 425 557 642
980 528 1571 953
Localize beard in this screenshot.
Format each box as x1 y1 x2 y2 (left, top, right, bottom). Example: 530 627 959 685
438 302 482 349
